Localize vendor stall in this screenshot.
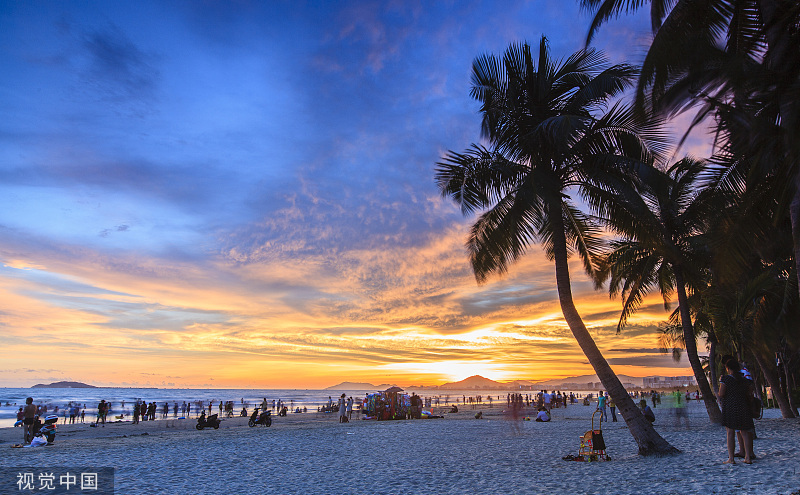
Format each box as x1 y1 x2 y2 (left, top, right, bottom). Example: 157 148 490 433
363 387 409 420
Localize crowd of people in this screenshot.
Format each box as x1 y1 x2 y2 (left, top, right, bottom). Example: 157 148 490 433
10 367 762 465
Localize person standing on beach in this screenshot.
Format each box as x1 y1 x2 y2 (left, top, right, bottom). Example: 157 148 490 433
597 391 607 421
347 397 354 420
338 394 347 423
608 397 617 422
95 400 106 426
22 397 35 444
720 359 755 464
133 401 140 424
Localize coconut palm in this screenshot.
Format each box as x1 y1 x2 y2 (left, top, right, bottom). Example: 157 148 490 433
435 37 678 455
596 158 722 422
580 0 800 308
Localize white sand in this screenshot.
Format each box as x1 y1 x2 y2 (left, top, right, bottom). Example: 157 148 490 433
1 403 798 494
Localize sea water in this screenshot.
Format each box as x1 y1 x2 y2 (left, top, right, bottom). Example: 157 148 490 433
0 388 370 427
0 387 544 427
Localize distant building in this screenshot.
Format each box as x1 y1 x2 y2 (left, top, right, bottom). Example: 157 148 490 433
642 376 696 388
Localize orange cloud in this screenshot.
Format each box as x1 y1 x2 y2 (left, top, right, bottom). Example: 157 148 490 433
0 219 691 388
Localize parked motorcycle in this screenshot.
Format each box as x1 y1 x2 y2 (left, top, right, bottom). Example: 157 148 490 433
248 408 272 427
196 413 221 430
33 415 58 444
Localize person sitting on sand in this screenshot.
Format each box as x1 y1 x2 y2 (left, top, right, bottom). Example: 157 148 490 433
449 405 458 413
535 407 550 422
639 400 655 423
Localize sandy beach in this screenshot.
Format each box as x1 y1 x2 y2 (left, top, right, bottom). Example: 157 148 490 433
1 402 798 494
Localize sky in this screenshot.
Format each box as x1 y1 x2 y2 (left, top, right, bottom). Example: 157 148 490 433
0 1 706 389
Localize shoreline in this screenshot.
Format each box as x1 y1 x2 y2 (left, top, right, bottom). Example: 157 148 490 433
1 403 798 494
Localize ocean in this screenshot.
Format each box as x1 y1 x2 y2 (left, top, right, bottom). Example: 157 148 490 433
0 387 542 427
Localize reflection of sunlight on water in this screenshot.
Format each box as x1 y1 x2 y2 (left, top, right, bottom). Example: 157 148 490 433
380 361 514 382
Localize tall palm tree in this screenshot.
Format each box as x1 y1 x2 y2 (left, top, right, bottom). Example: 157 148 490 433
597 158 722 422
436 37 678 455
579 0 800 311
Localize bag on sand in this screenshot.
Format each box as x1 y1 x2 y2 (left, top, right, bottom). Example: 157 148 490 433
29 436 47 447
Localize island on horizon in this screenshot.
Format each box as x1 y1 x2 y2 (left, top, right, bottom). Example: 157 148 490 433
31 381 97 389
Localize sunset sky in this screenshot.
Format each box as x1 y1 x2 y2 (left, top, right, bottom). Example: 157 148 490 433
0 1 705 389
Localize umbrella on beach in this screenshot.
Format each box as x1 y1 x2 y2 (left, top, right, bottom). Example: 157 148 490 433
384 386 403 394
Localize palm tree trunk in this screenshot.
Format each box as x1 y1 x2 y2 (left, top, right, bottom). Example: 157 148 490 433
752 351 796 418
791 184 800 311
673 269 722 423
782 355 798 416
708 324 719 395
549 201 679 455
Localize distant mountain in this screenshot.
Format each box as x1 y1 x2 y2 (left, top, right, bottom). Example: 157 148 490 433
32 381 96 389
438 375 505 389
325 381 398 390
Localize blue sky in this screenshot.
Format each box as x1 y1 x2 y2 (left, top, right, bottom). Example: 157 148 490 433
0 1 698 388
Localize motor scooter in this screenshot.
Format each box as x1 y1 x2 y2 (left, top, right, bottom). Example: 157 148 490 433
196 413 221 430
248 408 272 427
32 415 58 444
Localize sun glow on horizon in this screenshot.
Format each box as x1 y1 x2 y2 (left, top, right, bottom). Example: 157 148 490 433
380 361 517 384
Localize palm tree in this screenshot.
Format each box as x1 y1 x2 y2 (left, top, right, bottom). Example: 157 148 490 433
596 158 722 422
436 37 678 455
579 0 800 311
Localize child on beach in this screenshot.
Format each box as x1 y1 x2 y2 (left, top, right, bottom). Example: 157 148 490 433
535 407 550 422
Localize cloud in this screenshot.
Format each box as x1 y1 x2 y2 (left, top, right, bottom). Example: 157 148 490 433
0 1 698 388
81 25 160 101
606 355 689 368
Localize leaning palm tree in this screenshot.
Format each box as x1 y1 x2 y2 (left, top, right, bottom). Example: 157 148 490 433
436 37 678 455
597 158 722 422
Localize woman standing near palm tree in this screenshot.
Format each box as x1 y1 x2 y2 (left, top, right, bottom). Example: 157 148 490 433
719 359 755 464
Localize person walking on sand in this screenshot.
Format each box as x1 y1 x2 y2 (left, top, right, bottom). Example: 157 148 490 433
22 397 36 444
720 359 755 465
609 397 617 422
338 394 347 423
95 400 106 426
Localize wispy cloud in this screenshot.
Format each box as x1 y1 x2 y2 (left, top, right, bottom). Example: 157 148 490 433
0 1 696 388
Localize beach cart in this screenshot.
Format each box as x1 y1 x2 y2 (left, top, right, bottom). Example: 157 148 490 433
576 409 609 461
